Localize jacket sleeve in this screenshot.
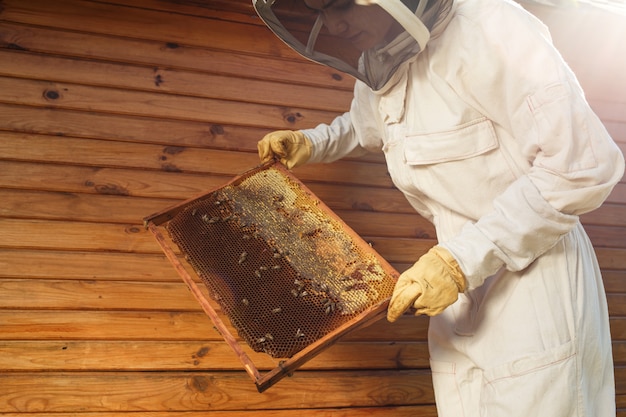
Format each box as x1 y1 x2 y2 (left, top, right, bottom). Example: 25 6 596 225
438 0 625 288
300 111 361 164
301 81 383 163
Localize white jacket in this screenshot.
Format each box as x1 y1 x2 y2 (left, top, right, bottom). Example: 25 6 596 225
302 0 624 415
303 0 624 288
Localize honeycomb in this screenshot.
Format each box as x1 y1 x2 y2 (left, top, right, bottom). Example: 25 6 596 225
166 165 397 358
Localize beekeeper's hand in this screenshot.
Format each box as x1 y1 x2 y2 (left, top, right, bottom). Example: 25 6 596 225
258 130 312 169
387 246 467 322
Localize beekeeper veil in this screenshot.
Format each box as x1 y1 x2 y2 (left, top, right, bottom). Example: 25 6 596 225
253 0 453 90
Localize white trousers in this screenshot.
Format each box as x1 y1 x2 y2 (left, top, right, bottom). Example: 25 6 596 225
428 224 615 416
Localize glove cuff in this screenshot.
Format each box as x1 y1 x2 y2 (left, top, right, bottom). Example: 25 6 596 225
430 246 467 293
288 131 312 169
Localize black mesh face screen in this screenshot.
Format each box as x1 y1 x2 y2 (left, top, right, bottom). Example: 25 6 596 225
166 165 397 358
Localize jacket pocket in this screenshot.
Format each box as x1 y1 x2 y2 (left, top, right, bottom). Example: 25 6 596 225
399 117 517 221
404 117 498 165
481 341 577 417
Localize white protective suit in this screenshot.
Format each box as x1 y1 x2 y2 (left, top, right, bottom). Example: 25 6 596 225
294 0 625 415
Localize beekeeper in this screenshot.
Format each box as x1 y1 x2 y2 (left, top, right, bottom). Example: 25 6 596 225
252 0 625 415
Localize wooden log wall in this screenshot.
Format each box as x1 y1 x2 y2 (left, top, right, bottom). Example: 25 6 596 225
0 0 624 415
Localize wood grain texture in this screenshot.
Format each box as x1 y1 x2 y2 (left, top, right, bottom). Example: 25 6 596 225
0 340 431 371
0 370 435 412
0 408 439 417
0 0 624 414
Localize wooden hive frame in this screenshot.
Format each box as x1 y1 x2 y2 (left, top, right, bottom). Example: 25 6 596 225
144 161 399 392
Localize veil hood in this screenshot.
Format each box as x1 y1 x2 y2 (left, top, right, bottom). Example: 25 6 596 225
253 0 454 90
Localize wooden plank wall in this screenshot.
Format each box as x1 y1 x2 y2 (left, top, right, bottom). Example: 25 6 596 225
0 0 624 415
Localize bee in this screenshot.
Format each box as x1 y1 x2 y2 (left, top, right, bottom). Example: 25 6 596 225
254 270 262 278
323 299 335 315
301 228 321 238
259 266 268 271
238 251 247 264
295 328 305 339
242 234 251 240
294 279 305 292
265 333 274 341
272 265 281 270
191 208 198 216
290 289 299 297
241 298 249 306
271 307 282 314
256 336 266 344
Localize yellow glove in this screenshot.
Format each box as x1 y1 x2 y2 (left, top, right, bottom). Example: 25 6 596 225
257 130 312 169
387 246 467 322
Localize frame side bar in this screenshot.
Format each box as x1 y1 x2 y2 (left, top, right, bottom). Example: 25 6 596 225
146 221 263 383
